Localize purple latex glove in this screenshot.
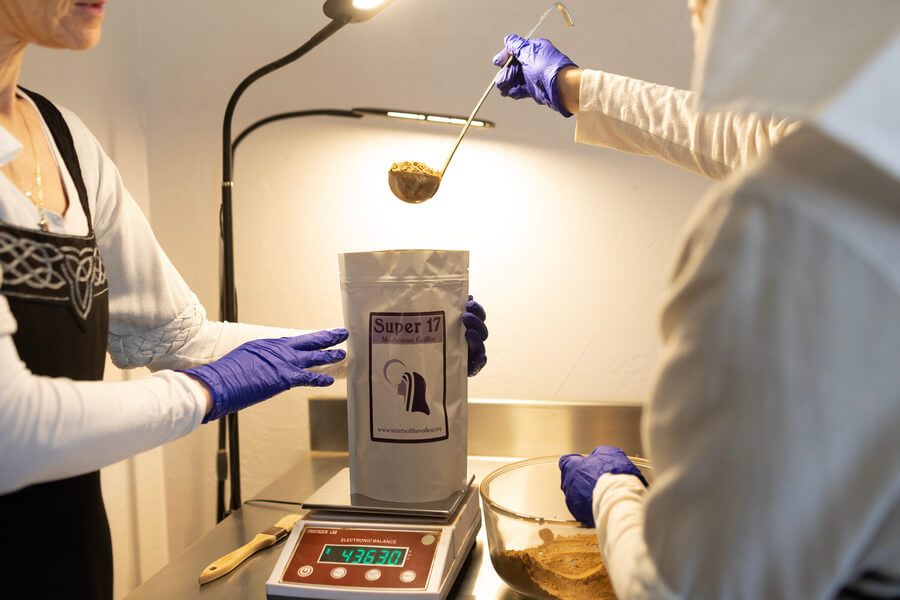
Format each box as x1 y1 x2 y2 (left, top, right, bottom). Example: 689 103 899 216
493 34 578 117
463 295 488 376
182 328 348 423
559 446 648 527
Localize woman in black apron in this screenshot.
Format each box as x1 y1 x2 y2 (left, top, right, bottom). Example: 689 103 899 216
0 5 349 597
0 85 350 594
0 90 114 599
0 86 349 596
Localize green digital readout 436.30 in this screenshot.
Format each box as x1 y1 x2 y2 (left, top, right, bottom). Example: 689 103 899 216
318 545 408 566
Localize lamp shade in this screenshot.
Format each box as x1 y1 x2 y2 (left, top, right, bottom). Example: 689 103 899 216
351 107 496 128
323 0 395 23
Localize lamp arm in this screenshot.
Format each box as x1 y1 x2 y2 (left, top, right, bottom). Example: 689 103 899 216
221 17 349 324
231 109 362 155
217 16 349 519
222 17 349 187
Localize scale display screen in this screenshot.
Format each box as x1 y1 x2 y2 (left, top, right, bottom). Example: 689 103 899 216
318 544 409 567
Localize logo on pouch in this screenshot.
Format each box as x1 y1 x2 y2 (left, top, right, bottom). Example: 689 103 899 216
383 359 429 415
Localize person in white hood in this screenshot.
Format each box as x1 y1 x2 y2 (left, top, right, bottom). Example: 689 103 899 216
495 0 900 598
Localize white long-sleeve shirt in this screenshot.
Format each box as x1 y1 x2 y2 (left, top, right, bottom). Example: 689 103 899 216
0 93 335 494
575 70 800 180
576 72 900 598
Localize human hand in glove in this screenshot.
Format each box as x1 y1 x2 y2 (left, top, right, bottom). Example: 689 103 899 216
463 295 488 376
493 34 579 117
559 446 648 527
182 328 349 423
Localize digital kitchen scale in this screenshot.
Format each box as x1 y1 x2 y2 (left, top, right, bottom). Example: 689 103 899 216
266 468 481 600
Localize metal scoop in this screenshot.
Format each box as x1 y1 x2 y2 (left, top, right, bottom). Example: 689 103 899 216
389 2 575 204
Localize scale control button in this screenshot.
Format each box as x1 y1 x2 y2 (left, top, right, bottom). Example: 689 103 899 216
297 565 313 577
365 568 382 581
330 567 347 579
400 570 417 583
421 534 436 546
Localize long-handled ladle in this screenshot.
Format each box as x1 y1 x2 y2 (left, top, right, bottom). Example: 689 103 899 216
388 2 575 204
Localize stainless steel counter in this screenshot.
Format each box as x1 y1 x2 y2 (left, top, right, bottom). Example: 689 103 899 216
126 453 523 599
126 399 644 599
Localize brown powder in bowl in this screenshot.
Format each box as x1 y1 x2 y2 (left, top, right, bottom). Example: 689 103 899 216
491 531 616 600
389 161 441 177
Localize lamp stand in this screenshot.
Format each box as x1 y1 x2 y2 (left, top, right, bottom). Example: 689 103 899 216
218 16 350 522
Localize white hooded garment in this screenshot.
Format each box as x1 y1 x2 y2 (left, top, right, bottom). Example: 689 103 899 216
586 2 900 599
694 0 900 177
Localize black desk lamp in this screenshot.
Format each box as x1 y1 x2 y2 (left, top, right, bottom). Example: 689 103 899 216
218 0 397 522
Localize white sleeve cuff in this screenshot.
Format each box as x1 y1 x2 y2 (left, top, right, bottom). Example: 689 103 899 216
593 473 680 600
107 298 205 369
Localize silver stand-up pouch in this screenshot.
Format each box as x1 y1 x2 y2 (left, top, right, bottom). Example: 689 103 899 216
339 250 469 503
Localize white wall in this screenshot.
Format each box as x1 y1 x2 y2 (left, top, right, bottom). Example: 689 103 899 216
21 1 711 596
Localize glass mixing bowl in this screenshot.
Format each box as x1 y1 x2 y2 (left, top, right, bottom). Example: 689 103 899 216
479 455 652 600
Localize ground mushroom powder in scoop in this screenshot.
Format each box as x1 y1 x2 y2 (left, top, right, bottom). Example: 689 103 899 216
492 531 617 600
389 161 441 177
